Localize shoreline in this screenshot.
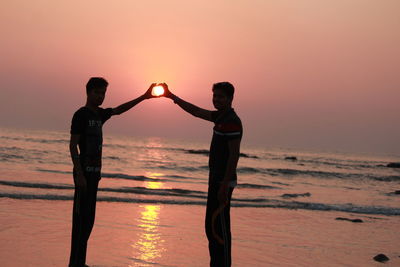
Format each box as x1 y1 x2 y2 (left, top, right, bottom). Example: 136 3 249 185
1 198 399 267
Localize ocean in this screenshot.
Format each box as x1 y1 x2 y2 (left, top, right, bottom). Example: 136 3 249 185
0 127 399 266
1 127 399 214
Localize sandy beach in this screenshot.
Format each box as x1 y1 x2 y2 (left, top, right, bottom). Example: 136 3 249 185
1 198 399 267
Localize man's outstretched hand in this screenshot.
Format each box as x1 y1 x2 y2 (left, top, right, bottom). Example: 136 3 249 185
143 83 158 99
159 83 174 98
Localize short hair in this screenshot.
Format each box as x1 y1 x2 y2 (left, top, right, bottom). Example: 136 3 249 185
86 77 108 94
212 82 235 99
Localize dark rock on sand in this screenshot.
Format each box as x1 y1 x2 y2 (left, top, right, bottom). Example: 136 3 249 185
387 190 400 196
281 192 311 198
285 156 297 161
335 217 363 223
373 254 389 263
387 162 400 168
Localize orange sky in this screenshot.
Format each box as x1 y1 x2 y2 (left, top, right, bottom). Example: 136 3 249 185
1 0 399 154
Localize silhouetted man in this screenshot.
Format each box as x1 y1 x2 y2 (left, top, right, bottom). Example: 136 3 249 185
162 82 242 267
69 77 157 267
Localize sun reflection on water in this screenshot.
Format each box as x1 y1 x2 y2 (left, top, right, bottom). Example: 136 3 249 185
131 174 166 266
131 205 165 265
145 172 165 189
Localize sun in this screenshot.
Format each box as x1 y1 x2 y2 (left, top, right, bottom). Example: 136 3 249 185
151 85 165 97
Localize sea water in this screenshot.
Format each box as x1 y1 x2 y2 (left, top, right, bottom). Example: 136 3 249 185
1 127 399 215
0 127 399 266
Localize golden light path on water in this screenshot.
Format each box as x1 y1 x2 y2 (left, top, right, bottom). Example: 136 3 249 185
131 172 166 266
145 172 166 190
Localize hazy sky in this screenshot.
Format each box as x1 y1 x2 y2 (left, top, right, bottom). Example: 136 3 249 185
1 0 399 154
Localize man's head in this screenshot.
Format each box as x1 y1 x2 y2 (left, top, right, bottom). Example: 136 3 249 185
86 77 108 107
212 82 235 110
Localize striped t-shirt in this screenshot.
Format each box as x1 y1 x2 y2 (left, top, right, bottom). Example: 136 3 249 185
209 108 243 184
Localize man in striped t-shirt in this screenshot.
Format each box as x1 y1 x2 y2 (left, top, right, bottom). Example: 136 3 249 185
162 82 242 267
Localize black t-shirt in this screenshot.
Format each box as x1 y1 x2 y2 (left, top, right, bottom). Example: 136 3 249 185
70 107 113 174
209 108 243 183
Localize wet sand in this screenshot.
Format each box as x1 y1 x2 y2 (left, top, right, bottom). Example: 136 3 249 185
0 198 399 267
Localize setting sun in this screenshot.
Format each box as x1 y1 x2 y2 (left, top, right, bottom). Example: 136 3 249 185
151 85 165 97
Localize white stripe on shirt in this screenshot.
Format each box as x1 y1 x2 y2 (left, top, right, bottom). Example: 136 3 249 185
214 130 241 136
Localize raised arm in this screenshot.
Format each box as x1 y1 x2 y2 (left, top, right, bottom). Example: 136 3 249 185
161 83 213 122
112 83 157 115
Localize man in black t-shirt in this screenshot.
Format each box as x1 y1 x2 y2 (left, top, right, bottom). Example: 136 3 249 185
161 82 242 267
69 77 157 267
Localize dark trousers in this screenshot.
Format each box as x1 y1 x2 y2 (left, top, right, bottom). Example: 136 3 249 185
69 173 100 267
205 183 234 267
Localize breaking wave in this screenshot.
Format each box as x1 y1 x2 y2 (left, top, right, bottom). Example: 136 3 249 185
1 191 399 216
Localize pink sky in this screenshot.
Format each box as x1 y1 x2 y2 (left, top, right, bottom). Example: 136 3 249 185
1 0 399 154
